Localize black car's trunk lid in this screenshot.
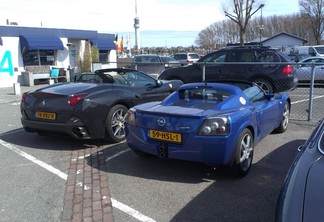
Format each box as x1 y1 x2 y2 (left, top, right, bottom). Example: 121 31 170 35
22 83 97 122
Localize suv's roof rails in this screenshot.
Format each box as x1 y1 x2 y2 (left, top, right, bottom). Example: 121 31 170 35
225 43 270 48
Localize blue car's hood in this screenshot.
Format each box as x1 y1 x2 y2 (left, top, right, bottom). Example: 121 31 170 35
303 156 324 221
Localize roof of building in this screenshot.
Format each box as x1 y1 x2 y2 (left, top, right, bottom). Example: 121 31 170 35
0 25 115 50
261 32 308 44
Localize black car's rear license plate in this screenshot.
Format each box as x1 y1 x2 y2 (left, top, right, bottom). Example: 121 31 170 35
35 111 56 120
149 130 182 143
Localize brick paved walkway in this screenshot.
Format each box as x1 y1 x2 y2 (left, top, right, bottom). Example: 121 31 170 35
0 85 114 221
62 146 113 222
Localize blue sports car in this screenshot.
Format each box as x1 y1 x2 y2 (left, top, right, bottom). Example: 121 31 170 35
125 81 290 177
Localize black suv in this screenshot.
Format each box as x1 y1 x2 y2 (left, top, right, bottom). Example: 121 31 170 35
158 46 298 93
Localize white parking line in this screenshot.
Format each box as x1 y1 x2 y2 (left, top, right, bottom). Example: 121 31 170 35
112 199 156 222
0 139 67 180
291 95 324 104
0 139 155 222
105 149 130 162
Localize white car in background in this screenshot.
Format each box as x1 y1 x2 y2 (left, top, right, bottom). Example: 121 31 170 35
173 52 200 65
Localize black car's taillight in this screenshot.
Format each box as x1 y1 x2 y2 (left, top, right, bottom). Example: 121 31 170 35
282 65 293 75
69 93 88 106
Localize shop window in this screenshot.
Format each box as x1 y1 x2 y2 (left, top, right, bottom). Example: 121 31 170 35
99 50 109 63
23 50 55 66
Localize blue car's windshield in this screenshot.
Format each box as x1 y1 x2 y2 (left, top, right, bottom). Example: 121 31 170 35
179 88 232 102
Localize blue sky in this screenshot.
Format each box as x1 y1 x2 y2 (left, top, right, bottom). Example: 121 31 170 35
0 0 300 47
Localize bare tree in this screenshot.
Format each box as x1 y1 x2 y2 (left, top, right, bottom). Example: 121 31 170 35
223 0 265 46
299 0 324 45
194 12 315 49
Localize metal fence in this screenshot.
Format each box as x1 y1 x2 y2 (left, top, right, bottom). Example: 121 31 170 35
112 59 324 123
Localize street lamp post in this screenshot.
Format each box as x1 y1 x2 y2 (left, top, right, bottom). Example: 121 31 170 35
259 4 265 44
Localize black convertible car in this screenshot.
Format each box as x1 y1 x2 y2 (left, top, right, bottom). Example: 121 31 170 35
21 68 182 142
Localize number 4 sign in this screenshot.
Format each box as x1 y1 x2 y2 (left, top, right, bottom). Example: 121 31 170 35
0 51 14 76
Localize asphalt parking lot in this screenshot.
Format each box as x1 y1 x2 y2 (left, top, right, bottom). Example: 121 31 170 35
0 84 321 222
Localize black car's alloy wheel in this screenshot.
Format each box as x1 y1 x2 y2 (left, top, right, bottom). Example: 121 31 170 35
105 104 128 143
232 128 254 177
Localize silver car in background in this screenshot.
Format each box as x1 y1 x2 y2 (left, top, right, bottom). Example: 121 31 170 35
296 57 324 85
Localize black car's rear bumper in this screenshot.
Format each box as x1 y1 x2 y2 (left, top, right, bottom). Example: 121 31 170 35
21 117 91 139
273 76 298 92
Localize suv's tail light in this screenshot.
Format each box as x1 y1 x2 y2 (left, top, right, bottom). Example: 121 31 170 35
282 65 293 75
69 93 88 106
22 92 28 102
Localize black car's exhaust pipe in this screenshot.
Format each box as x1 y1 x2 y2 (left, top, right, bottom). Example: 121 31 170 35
73 127 89 138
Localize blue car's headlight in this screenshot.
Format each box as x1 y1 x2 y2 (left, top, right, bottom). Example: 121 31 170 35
126 108 137 126
198 117 230 136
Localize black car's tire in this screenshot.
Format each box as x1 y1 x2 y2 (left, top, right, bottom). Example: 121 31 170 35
232 128 254 178
273 101 290 133
254 79 273 94
105 104 128 143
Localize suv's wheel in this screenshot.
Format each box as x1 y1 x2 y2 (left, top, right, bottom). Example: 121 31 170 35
254 79 273 93
105 104 128 143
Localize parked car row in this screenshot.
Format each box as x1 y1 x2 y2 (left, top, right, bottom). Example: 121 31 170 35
21 72 292 178
18 45 323 221
124 46 323 90
125 54 181 79
126 53 201 78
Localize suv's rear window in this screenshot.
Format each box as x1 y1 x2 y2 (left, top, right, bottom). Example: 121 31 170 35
256 51 281 62
174 54 187 60
188 54 200 59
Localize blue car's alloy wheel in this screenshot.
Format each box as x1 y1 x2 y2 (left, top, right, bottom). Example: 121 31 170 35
273 101 290 133
233 128 254 177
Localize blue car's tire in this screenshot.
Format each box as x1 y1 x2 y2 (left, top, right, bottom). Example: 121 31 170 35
232 128 254 178
273 101 290 133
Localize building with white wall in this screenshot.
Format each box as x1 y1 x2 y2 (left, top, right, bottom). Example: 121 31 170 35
0 25 116 88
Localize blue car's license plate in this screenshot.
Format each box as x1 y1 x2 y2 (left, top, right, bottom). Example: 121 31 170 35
149 130 182 143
